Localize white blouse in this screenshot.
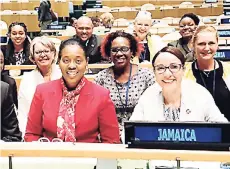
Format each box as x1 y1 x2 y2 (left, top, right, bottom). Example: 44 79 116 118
17 64 62 136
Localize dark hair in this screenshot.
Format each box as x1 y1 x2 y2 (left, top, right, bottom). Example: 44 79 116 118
91 16 100 22
70 17 77 26
58 38 87 62
100 30 141 58
152 46 185 66
179 13 200 26
5 22 30 65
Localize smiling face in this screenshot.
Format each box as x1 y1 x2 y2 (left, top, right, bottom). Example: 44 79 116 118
134 18 151 41
33 43 55 70
179 17 197 39
154 52 184 91
110 37 132 70
10 25 26 47
59 44 87 89
193 31 218 61
76 17 93 42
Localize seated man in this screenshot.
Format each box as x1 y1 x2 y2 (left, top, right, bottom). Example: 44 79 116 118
73 16 105 64
1 81 21 141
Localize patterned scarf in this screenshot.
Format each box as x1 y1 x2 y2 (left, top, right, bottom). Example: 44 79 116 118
163 104 180 121
57 77 86 142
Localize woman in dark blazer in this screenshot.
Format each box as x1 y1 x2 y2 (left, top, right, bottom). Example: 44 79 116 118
24 38 120 143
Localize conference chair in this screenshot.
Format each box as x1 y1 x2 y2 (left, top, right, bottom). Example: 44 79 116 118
141 3 156 11
162 31 181 44
179 2 194 8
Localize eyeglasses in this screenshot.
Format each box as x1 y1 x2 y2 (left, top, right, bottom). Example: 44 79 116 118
34 50 51 55
154 63 182 74
111 46 130 54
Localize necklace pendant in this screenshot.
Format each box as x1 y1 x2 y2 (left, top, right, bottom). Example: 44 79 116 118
203 71 210 77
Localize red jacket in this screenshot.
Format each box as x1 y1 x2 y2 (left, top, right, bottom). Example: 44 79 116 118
25 78 120 143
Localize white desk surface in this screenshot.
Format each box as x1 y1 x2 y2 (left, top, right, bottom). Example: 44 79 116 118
0 142 230 162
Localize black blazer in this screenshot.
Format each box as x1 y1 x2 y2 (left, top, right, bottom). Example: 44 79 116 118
1 81 21 141
73 34 103 64
1 74 18 108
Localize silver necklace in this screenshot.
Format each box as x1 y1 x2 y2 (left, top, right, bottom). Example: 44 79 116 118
203 71 211 77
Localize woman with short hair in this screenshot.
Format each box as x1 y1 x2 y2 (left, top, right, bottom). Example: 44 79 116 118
95 31 155 135
168 13 200 61
134 11 165 63
18 36 62 136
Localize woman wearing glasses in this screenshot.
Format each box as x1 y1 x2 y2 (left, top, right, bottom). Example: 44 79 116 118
185 25 230 121
18 36 61 136
168 13 200 62
95 31 155 136
130 46 227 122
24 38 120 143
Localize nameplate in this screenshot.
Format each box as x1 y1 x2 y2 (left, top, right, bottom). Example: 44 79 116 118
218 29 230 37
135 126 222 143
224 9 230 15
47 25 66 30
220 18 230 24
0 36 7 43
215 49 230 60
125 122 230 144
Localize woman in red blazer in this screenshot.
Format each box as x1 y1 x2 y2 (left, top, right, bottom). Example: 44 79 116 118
24 38 120 143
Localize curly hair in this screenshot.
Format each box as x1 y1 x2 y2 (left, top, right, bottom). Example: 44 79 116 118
100 30 142 59
5 22 31 65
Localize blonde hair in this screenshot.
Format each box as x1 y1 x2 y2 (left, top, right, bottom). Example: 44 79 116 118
192 25 218 45
135 11 152 22
100 12 114 27
30 36 57 63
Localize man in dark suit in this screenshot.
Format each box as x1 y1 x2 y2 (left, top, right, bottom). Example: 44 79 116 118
0 49 18 108
73 16 104 64
1 81 21 141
